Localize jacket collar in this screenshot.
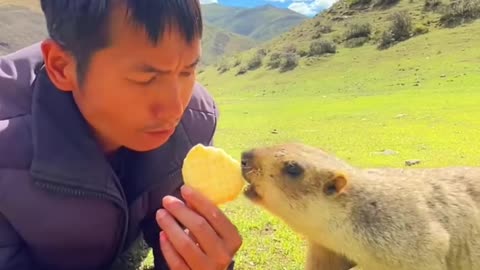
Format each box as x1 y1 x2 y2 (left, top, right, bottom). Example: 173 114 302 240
29 67 191 201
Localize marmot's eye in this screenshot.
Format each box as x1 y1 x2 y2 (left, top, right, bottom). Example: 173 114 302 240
283 161 304 177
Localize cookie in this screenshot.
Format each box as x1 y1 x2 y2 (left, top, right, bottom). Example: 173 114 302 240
182 144 246 205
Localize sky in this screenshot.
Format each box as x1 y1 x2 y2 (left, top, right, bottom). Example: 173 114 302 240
199 0 337 17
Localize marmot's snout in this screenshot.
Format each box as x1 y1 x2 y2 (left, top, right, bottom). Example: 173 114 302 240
241 150 255 182
240 149 262 201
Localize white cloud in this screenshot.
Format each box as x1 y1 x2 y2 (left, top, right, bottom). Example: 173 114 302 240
288 0 337 16
199 0 218 4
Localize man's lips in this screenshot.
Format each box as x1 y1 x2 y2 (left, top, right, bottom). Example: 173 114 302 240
144 127 175 137
145 128 171 133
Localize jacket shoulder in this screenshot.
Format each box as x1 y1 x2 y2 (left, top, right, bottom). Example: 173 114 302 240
181 82 219 146
0 42 44 120
0 114 32 170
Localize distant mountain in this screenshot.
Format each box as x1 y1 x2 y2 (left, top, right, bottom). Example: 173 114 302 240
201 24 256 66
201 0 480 78
0 1 254 65
201 3 308 42
0 1 304 66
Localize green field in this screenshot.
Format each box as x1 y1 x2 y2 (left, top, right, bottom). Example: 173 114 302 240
140 19 480 270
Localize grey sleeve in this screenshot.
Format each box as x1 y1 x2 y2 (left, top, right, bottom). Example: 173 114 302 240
0 213 35 270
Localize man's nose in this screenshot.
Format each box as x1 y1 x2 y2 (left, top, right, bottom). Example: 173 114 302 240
150 81 184 120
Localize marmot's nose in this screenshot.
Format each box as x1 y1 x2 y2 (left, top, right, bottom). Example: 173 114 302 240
241 150 254 169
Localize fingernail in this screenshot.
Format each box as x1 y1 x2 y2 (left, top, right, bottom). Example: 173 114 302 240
162 196 178 207
156 209 167 220
159 231 166 242
181 185 193 196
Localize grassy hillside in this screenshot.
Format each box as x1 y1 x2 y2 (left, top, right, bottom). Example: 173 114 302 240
200 24 256 66
198 18 480 159
0 0 255 65
211 0 479 75
201 3 308 42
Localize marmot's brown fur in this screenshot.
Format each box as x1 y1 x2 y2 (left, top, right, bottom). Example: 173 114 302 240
240 142 480 270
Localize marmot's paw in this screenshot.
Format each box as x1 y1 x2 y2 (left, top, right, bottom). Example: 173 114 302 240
182 144 246 205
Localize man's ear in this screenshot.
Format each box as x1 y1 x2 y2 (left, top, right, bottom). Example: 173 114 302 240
40 39 77 92
322 172 348 196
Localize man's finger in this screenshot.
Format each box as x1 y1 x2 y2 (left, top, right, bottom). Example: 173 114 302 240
180 185 243 254
156 209 208 268
185 228 198 244
162 195 231 264
160 231 189 270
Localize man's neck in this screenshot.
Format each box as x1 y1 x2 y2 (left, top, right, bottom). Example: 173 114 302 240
90 127 122 155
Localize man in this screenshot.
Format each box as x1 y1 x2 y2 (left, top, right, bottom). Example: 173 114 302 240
0 0 242 269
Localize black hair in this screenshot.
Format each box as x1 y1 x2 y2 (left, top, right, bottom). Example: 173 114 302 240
40 0 203 84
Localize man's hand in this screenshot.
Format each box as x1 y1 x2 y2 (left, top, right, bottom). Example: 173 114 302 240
156 185 243 270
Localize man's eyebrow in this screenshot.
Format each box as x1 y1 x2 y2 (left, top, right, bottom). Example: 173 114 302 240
135 57 200 73
186 57 200 68
135 64 167 73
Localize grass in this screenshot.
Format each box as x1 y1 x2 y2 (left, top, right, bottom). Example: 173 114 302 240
140 20 480 270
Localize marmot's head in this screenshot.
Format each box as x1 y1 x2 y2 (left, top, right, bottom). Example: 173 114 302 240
240 142 352 221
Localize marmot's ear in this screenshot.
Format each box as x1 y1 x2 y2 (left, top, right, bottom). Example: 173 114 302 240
323 172 348 196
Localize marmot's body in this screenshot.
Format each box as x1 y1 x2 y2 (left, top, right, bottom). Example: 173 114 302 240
240 143 480 270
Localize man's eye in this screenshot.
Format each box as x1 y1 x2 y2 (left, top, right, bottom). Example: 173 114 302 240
137 77 155 84
129 76 156 85
180 71 193 77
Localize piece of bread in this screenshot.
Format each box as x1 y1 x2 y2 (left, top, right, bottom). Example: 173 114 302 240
182 144 246 205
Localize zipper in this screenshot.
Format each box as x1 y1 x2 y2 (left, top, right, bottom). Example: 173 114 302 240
107 167 130 265
34 176 129 268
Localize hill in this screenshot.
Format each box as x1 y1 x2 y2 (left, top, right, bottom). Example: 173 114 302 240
201 3 309 42
0 1 255 65
207 0 480 75
200 24 256 66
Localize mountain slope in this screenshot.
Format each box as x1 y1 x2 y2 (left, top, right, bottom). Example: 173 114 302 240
201 3 308 42
206 0 479 74
201 24 256 66
201 3 245 25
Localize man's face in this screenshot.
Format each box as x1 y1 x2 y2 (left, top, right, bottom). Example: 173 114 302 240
43 6 201 153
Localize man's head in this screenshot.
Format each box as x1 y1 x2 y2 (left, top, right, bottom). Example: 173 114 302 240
40 0 203 153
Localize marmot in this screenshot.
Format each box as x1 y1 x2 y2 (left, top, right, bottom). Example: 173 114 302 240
240 142 480 270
